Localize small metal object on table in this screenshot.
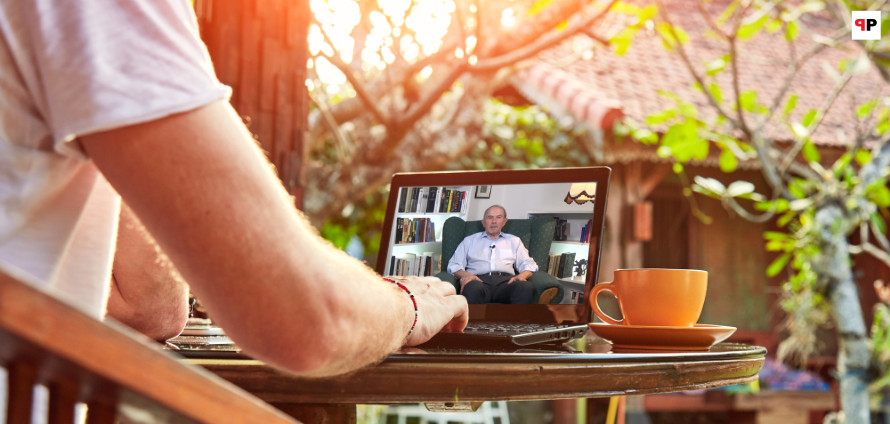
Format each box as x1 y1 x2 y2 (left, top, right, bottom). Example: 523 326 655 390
182 333 766 423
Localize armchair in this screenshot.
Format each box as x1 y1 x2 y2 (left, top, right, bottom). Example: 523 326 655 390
434 216 564 304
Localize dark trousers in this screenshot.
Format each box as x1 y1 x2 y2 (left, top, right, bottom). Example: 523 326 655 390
461 273 536 304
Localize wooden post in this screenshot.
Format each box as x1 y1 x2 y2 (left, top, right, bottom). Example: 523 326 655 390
195 0 310 208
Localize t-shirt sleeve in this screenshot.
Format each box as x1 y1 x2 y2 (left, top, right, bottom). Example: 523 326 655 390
20 0 230 153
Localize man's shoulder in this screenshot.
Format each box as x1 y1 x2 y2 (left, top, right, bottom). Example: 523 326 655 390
464 231 486 240
499 232 520 241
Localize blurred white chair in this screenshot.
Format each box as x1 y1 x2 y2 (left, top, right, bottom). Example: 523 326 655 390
384 401 511 424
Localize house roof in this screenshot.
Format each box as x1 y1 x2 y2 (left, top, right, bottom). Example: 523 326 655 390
518 0 888 152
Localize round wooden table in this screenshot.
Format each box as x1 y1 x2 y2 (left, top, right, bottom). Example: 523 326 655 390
185 334 766 422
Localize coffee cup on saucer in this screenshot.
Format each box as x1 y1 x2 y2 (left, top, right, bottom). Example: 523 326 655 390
589 268 707 327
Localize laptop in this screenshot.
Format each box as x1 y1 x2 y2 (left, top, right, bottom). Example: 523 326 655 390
377 166 611 347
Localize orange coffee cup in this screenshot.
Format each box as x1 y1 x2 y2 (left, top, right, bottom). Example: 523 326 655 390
589 269 707 327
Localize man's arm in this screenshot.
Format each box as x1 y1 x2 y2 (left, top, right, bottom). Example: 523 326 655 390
446 239 480 291
508 238 538 284
106 202 190 341
80 100 467 377
507 270 534 284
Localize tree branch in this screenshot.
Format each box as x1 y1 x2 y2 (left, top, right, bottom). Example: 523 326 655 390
779 70 853 178
755 28 843 135
316 25 389 126
849 241 890 269
471 0 618 72
656 0 743 130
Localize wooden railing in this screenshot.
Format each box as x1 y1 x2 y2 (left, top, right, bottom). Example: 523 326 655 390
0 271 298 423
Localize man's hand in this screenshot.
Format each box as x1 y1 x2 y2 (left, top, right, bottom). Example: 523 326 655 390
454 270 482 292
508 270 533 284
391 277 468 346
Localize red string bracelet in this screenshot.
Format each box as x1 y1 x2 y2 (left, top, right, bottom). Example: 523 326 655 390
383 278 418 337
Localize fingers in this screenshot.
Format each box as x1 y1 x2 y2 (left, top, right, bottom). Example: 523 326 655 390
401 278 469 346
435 295 469 334
397 276 455 296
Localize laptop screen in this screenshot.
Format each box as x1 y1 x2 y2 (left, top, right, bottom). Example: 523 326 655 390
375 167 611 325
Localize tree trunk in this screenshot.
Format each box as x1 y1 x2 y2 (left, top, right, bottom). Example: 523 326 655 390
815 205 871 424
195 0 310 207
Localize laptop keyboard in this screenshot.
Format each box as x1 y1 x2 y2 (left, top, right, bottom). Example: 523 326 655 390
462 322 571 335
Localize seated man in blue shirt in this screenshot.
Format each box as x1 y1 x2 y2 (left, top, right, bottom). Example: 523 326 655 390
447 205 538 304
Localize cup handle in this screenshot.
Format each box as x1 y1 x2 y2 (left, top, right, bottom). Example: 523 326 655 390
588 282 625 325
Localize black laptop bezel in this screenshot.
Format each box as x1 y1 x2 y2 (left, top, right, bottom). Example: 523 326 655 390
376 166 611 326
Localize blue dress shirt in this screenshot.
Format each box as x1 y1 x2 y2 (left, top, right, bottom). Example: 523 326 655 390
447 232 538 275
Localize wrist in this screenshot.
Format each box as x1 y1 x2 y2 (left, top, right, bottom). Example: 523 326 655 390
384 278 418 340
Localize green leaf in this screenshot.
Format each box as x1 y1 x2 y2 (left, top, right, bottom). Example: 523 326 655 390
767 253 792 276
717 2 739 26
857 100 879 119
527 0 555 17
719 148 738 172
764 231 791 241
783 94 799 118
832 153 852 175
672 162 684 174
802 140 821 162
870 212 887 233
645 109 676 125
802 109 818 128
705 59 727 77
655 22 678 50
740 90 757 112
674 26 690 44
754 200 772 211
775 198 790 212
633 128 658 144
638 5 658 21
765 240 786 251
708 82 723 104
784 20 799 40
878 118 890 135
855 149 872 166
777 210 796 227
866 181 890 207
738 14 768 40
611 27 636 56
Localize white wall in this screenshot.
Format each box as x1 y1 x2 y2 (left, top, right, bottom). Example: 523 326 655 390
466 182 595 220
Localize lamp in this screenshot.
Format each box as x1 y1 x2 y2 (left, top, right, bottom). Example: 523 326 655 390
564 182 596 205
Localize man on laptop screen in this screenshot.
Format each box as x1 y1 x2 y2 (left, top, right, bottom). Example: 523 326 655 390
376 167 611 347
448 205 538 304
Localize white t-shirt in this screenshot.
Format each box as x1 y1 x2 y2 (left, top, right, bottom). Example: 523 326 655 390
0 1 230 421
0 0 230 317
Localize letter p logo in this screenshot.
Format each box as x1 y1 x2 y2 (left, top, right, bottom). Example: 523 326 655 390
852 11 882 40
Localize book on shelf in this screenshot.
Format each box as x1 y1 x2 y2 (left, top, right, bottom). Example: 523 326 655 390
568 290 585 305
559 252 575 279
388 252 440 277
546 253 560 277
397 186 470 215
394 218 436 244
426 187 438 213
545 252 577 278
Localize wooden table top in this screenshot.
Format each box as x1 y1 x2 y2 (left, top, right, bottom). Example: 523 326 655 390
183 334 766 405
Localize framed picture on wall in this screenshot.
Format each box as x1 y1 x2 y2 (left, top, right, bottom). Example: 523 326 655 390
475 185 492 199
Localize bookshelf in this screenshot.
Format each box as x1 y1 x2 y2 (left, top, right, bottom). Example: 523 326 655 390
529 212 592 305
386 186 472 276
